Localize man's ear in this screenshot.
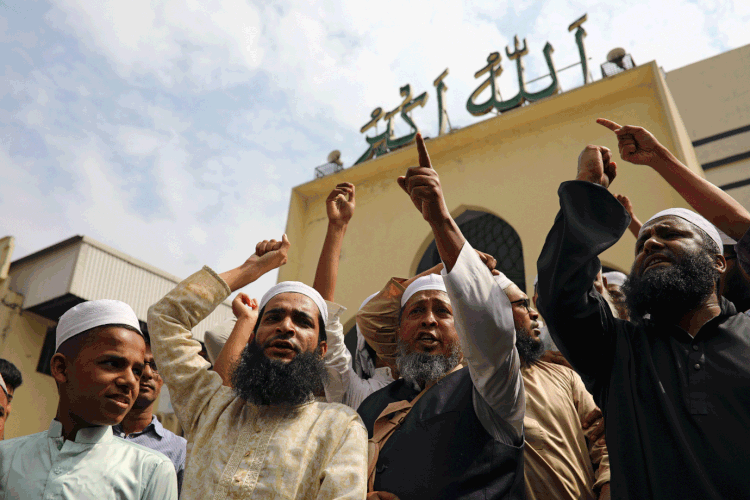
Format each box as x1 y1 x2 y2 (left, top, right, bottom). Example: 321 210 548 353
317 341 328 358
50 353 70 384
714 254 728 275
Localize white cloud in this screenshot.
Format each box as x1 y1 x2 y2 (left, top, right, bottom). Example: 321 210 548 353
47 0 265 89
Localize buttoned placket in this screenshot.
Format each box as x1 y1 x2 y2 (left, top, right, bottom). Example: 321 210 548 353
687 338 708 415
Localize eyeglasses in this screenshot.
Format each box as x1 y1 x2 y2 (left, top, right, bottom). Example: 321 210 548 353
144 361 159 373
510 298 532 314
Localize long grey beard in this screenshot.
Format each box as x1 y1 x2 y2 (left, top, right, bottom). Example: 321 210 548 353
396 338 461 389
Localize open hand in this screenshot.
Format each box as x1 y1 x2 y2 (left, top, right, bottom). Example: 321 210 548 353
597 118 665 167
577 145 617 188
326 182 356 226
397 134 450 224
232 293 259 322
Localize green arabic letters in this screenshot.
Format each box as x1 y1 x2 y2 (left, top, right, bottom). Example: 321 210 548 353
520 41 559 101
568 14 590 85
355 85 429 165
466 52 504 117
434 68 450 135
355 107 390 165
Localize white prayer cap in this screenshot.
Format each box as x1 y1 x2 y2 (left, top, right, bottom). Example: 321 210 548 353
401 275 447 308
493 272 515 290
0 373 7 396
716 227 737 246
603 271 627 287
56 299 142 352
640 208 722 252
260 282 328 325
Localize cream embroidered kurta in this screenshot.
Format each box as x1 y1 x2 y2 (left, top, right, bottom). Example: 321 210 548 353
147 266 368 500
522 361 610 500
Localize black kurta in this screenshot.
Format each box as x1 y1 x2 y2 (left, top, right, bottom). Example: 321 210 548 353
358 368 525 500
537 180 750 500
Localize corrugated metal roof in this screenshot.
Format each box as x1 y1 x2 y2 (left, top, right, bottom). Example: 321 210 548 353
9 235 233 342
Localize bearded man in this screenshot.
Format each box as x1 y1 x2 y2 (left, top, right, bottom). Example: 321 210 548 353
356 134 525 499
537 120 750 499
147 235 367 500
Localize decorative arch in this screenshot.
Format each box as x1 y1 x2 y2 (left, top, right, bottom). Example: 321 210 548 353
416 209 526 291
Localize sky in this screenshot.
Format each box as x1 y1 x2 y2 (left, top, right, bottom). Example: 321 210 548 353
1 0 749 299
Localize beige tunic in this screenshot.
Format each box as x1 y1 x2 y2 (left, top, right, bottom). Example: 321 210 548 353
522 361 610 500
147 266 368 500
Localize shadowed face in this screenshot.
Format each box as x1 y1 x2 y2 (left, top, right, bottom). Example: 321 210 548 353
633 216 719 278
0 389 7 440
625 216 725 320
254 293 327 362
54 327 146 427
133 344 162 410
398 290 459 357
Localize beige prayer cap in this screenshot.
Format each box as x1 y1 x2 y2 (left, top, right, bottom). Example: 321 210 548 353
56 299 142 352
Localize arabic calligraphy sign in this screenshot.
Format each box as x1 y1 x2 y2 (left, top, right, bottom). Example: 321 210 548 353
354 14 591 165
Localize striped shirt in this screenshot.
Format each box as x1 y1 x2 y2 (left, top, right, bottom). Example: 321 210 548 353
113 415 186 494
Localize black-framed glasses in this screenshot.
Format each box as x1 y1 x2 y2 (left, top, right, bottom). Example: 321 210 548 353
510 298 532 314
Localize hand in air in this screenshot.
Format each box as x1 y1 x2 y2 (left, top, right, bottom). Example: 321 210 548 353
232 293 259 322
475 250 497 274
397 134 450 224
326 182 356 226
597 118 665 167
246 235 291 273
577 145 617 188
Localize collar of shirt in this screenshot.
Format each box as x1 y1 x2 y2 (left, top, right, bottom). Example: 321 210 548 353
48 419 112 444
113 415 164 438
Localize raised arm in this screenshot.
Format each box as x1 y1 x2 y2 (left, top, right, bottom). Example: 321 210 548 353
212 293 258 386
398 134 524 444
615 194 642 238
313 182 355 301
536 145 630 395
147 235 289 436
598 118 750 240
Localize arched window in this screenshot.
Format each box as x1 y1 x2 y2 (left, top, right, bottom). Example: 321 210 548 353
416 210 526 291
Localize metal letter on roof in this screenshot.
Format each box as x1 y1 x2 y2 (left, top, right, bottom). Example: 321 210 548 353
434 68 450 135
355 85 429 165
466 52 504 117
568 14 590 85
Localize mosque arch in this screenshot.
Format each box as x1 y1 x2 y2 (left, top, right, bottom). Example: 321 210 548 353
415 209 526 292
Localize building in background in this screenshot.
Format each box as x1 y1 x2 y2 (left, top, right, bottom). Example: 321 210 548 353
280 61 702 341
0 235 233 439
667 43 750 209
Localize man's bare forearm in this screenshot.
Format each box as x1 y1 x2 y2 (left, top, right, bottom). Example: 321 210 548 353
652 149 750 239
313 222 347 301
213 316 255 386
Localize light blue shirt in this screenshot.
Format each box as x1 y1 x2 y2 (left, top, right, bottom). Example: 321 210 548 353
0 420 177 500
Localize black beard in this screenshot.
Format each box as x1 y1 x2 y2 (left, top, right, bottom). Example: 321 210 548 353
396 338 461 389
231 339 327 407
622 249 720 323
515 326 545 364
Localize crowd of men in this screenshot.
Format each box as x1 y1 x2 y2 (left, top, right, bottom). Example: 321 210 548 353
1 118 750 499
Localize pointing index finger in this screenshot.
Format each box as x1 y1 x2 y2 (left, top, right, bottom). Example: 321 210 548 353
596 118 622 132
416 133 433 170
